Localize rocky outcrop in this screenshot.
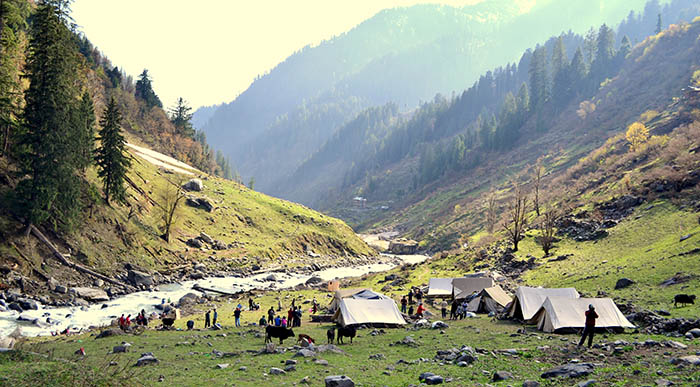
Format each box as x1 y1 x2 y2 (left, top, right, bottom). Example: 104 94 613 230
70 287 109 302
388 239 418 254
182 178 203 192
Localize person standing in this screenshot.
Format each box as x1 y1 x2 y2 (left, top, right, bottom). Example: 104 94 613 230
450 299 458 320
259 315 267 326
234 307 242 327
268 306 275 324
439 299 448 319
212 308 218 326
204 310 211 328
295 306 303 327
407 290 413 305
578 304 598 348
400 296 407 313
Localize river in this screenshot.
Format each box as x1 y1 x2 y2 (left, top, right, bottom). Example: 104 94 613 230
0 254 428 337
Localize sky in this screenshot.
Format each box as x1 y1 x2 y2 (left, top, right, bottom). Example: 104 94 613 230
71 0 486 110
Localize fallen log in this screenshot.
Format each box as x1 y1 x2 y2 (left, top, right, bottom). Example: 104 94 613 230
28 224 135 292
192 283 243 297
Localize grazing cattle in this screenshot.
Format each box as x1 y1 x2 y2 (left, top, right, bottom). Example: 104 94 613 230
674 294 696 307
336 325 356 345
265 325 295 344
298 334 315 345
327 328 335 344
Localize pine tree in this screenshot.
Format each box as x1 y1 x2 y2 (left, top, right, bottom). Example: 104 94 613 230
583 27 597 68
569 47 587 92
169 97 194 138
0 0 29 156
16 0 83 228
551 36 570 107
655 13 662 34
591 24 615 83
528 45 548 111
94 97 131 205
134 69 162 109
74 91 96 171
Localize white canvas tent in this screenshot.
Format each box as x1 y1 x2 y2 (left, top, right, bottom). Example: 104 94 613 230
332 298 407 327
533 297 635 333
328 288 388 311
466 286 512 313
507 286 580 321
453 277 494 299
426 278 454 297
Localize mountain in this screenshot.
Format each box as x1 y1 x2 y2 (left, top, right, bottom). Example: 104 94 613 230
199 0 651 193
317 4 700 251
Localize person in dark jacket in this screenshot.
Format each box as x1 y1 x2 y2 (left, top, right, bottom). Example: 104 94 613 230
212 308 218 325
450 299 458 320
268 306 275 324
234 307 242 327
259 315 267 326
400 296 407 313
578 304 599 348
204 310 211 328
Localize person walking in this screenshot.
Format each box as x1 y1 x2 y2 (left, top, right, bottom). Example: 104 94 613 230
234 307 242 327
400 296 407 313
578 304 599 348
212 308 218 326
450 299 458 320
204 310 211 328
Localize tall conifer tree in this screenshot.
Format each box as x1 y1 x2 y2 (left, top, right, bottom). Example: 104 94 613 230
17 0 82 228
95 97 131 205
75 91 96 171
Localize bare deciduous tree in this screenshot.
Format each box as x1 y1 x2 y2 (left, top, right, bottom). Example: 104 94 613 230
503 182 528 252
532 159 544 216
538 207 559 255
158 176 186 242
486 192 497 233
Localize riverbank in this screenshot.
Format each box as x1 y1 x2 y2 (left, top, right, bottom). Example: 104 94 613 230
0 254 428 337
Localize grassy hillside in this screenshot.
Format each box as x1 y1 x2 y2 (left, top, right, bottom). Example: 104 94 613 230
0 142 373 298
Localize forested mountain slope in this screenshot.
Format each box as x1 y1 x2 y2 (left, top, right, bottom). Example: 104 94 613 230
331 15 700 251
199 0 652 192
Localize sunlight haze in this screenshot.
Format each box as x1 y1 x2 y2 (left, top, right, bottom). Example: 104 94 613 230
72 0 496 110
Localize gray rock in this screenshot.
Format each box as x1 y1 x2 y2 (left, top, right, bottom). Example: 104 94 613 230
199 232 214 244
656 379 674 386
183 179 203 192
54 285 68 294
669 356 700 366
216 363 229 369
239 366 247 371
18 299 38 310
456 361 468 367
425 375 444 385
284 364 296 372
265 274 278 282
70 287 109 302
523 381 540 387
324 375 355 387
305 276 323 285
687 328 700 338
270 367 286 375
431 321 449 329
285 359 297 365
186 238 203 248
493 371 513 381
300 376 310 384
578 380 596 387
541 363 595 379
135 354 158 366
128 270 154 287
112 344 130 353
178 293 201 307
314 359 329 366
294 348 316 358
96 328 123 339
614 278 635 289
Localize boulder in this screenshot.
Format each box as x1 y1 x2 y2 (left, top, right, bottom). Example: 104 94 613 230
216 363 229 369
264 274 278 282
270 367 286 375
113 344 130 353
134 353 158 366
54 285 68 294
431 321 449 329
199 232 214 244
670 356 700 366
425 375 444 385
687 328 700 338
18 299 38 310
178 293 201 307
578 381 597 387
523 381 541 387
294 348 316 358
493 371 513 381
70 287 109 302
128 270 154 287
614 278 635 290
182 178 203 192
305 276 323 285
186 238 203 248
325 375 355 387
96 328 123 339
541 363 595 379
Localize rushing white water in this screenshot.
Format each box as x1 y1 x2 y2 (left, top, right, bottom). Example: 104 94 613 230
0 254 428 337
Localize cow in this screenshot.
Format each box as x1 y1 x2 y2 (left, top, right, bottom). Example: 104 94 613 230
336 325 356 345
265 325 295 344
674 294 696 307
327 328 335 344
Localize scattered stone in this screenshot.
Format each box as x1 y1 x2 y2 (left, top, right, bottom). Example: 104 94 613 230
284 364 296 372
670 356 700 366
656 379 674 386
96 328 123 339
300 376 310 384
314 359 329 366
493 371 513 381
128 270 154 287
396 336 418 347
541 363 595 379
285 359 297 365
135 353 159 366
431 321 449 329
294 348 316 358
578 380 597 387
425 375 444 385
324 375 355 387
270 367 286 375
523 381 540 387
369 353 385 360
614 278 635 289
239 366 247 371
216 363 229 369
112 344 130 353
687 328 700 338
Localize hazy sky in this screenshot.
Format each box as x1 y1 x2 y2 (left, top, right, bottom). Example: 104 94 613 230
71 0 486 110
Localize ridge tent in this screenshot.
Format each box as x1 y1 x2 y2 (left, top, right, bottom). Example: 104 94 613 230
328 288 388 311
507 286 580 321
333 298 407 327
466 286 512 313
427 278 454 298
452 277 494 299
532 297 635 333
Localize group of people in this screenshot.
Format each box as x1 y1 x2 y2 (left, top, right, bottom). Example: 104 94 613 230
264 304 303 328
204 308 218 328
